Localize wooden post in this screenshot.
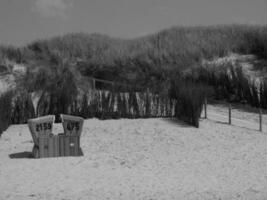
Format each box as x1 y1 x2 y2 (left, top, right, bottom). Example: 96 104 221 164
259 108 262 132
112 82 115 92
229 103 232 125
204 98 207 119
146 88 150 117
92 78 96 90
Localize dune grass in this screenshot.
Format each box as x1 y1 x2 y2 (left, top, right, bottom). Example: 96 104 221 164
1 24 267 129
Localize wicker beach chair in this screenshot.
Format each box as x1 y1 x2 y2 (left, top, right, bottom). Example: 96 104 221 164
28 115 55 158
28 115 55 145
27 114 84 158
59 114 84 157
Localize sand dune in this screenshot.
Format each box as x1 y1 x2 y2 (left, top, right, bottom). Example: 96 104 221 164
0 115 267 200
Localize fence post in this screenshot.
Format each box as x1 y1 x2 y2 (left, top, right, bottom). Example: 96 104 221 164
229 103 231 125
92 78 96 90
112 82 115 92
204 98 207 119
259 108 262 132
146 88 150 117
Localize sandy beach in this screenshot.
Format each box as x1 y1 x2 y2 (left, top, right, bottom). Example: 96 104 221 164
0 114 267 200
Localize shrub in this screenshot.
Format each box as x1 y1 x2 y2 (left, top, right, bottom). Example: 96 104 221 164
170 79 211 127
192 64 263 108
27 65 79 121
0 91 13 135
79 94 91 118
11 91 35 124
260 82 267 108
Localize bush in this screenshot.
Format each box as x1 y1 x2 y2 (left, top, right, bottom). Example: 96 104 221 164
170 79 211 127
25 65 79 121
192 64 263 108
260 82 267 108
0 91 13 135
11 92 35 124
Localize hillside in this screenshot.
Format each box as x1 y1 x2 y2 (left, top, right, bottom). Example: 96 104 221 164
0 24 267 86
203 54 267 81
0 61 26 95
1 24 267 132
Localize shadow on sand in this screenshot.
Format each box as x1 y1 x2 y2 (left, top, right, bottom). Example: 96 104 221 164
9 151 33 159
210 119 264 133
162 118 192 128
9 150 84 159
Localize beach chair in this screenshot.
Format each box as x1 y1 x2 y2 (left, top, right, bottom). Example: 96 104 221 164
28 115 55 158
28 114 84 158
59 114 84 157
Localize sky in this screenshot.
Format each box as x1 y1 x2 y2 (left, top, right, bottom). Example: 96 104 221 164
0 0 266 46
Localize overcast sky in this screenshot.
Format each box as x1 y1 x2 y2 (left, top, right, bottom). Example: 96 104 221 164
0 0 266 46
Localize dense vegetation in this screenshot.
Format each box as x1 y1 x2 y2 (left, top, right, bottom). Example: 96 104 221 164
1 24 267 86
0 24 267 131
170 78 211 127
0 91 13 135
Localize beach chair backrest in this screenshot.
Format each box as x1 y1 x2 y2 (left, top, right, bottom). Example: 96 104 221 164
61 114 84 136
28 115 55 145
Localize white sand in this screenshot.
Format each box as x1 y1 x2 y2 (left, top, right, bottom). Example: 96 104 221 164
0 116 267 200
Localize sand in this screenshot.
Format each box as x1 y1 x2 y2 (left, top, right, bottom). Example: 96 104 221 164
0 114 267 199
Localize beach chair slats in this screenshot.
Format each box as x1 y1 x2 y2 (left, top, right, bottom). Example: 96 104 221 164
59 134 65 157
39 136 49 158
59 135 80 157
69 136 79 156
37 135 80 158
53 136 59 157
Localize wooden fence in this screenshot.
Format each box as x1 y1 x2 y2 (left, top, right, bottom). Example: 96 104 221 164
203 99 265 132
33 76 176 119
76 90 176 119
